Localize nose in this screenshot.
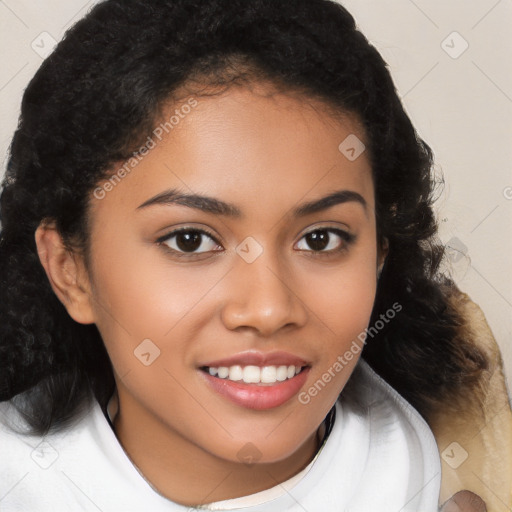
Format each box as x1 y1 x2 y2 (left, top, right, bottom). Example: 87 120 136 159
220 249 308 337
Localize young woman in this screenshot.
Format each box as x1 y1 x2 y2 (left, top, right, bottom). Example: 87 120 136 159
1 1 510 510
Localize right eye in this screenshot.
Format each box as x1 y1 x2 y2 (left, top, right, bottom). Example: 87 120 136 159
157 228 223 258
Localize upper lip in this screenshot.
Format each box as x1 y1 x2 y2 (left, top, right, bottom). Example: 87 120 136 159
199 351 309 368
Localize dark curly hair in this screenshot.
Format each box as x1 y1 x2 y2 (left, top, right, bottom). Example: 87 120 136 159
0 0 488 435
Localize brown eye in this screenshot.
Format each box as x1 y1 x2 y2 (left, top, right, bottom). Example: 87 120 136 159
296 228 355 253
158 228 221 255
304 230 330 251
175 231 202 252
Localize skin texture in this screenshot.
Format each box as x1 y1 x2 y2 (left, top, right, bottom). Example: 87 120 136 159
35 83 387 505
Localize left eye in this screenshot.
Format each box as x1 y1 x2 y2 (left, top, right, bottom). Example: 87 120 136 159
295 228 353 253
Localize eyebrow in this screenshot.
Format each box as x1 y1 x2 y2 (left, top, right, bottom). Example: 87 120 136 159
136 188 367 217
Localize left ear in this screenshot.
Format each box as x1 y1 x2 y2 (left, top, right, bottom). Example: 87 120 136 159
377 236 389 277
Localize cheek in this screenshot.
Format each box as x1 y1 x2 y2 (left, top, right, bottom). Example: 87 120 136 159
303 255 377 341
311 275 375 330
298 242 378 396
297 267 376 411
89 237 173 326
87 239 226 368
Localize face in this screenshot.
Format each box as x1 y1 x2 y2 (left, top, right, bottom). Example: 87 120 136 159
81 84 384 471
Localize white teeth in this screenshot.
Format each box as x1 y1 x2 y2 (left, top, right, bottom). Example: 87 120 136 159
217 367 229 379
276 365 288 381
260 366 277 383
243 365 260 383
229 365 243 381
205 364 304 384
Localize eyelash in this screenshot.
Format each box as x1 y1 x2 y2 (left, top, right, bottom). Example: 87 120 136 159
156 226 356 260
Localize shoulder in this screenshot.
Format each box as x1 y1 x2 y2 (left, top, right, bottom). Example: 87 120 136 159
335 358 442 510
0 396 177 511
344 357 440 445
0 399 83 510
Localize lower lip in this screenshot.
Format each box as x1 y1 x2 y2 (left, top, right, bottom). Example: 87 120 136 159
200 368 311 410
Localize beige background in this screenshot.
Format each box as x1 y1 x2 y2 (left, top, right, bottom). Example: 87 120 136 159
0 0 511 392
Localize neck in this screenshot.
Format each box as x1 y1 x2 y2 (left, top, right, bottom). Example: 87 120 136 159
111 392 324 506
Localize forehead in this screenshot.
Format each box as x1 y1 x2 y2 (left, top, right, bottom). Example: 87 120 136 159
89 84 374 222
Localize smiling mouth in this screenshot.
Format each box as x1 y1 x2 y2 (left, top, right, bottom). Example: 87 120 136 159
200 365 308 386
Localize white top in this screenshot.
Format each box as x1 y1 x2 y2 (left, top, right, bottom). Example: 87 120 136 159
0 359 441 511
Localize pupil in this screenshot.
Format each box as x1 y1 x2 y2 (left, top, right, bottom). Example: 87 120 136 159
307 230 328 251
176 232 201 252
